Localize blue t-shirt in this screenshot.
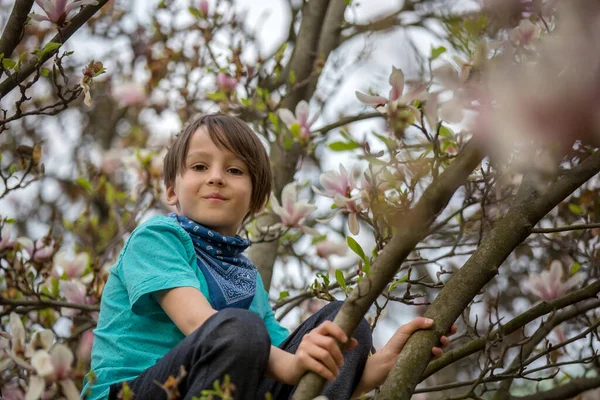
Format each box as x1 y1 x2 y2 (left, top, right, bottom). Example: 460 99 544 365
81 216 289 400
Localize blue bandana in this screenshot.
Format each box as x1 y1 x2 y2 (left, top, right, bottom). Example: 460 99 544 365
169 213 257 310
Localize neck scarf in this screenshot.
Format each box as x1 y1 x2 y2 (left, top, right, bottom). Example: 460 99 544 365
169 213 257 310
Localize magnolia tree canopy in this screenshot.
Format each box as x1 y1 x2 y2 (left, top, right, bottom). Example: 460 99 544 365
1 0 600 399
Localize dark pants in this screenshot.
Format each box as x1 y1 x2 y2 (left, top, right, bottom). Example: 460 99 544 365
109 301 372 400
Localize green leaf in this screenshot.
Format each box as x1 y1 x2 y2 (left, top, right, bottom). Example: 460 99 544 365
38 41 62 60
283 135 293 150
289 123 301 138
188 6 202 18
311 234 327 244
76 177 93 193
328 141 360 151
568 204 585 216
268 112 279 129
2 58 15 69
206 91 227 102
570 262 581 275
430 46 447 60
278 291 289 300
347 237 370 272
40 67 50 77
289 70 296 85
335 269 347 292
439 125 454 138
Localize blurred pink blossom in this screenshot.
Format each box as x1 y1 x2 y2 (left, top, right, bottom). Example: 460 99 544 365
217 72 238 92
316 240 347 258
31 0 99 24
77 330 94 363
17 238 54 262
510 19 541 48
527 261 583 301
278 100 320 142
58 281 96 318
27 344 79 400
0 223 16 251
0 383 25 400
199 0 209 15
112 82 147 107
355 66 427 114
270 183 317 232
53 251 89 279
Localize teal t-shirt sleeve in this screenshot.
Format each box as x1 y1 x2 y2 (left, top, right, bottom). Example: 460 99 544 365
118 217 201 315
256 274 289 347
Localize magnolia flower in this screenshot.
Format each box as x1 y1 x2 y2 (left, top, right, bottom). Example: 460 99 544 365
199 0 209 15
27 344 79 400
0 223 16 251
510 19 541 48
278 100 320 142
77 330 94 363
31 0 99 25
527 261 583 301
316 240 347 258
17 238 54 262
53 251 89 279
9 313 26 355
1 383 25 400
355 66 427 114
58 281 91 317
270 183 317 232
112 82 147 107
25 330 54 358
313 164 359 199
217 72 238 92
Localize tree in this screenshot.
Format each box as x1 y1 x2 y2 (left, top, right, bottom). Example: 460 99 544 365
1 0 599 399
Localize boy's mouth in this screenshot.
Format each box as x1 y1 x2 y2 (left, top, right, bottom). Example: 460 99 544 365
203 193 227 201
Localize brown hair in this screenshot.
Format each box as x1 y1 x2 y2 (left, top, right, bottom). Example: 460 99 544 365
163 114 272 215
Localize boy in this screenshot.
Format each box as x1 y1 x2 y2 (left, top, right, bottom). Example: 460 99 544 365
83 114 453 400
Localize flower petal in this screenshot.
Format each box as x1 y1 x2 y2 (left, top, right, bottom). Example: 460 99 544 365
277 108 297 127
59 379 81 400
31 350 54 377
25 375 45 400
348 213 360 235
355 91 387 106
388 66 405 100
295 100 309 127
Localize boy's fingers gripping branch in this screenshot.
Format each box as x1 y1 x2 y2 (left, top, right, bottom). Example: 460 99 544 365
294 320 355 382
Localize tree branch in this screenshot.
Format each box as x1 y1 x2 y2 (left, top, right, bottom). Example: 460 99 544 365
422 287 600 379
291 141 484 399
312 111 383 136
510 376 600 400
531 222 600 233
377 150 600 400
0 0 110 99
0 0 35 61
0 296 100 312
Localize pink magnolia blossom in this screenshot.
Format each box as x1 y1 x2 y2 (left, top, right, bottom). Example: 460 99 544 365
0 223 16 251
270 183 317 230
77 330 94 363
355 66 427 114
27 344 79 400
199 0 209 15
9 313 26 355
25 330 54 358
313 164 359 199
527 261 583 301
53 250 89 279
1 383 25 400
17 237 54 262
316 240 348 258
58 281 95 318
31 0 99 25
278 100 320 142
510 19 541 48
112 82 147 107
217 72 238 92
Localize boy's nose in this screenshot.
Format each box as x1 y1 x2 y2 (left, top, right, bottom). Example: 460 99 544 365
208 175 225 186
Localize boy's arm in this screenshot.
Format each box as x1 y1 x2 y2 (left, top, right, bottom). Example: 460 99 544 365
156 287 351 385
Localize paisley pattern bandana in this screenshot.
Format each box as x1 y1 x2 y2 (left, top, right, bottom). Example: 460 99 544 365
169 213 256 310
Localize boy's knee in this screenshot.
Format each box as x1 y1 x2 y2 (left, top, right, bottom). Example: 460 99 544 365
209 308 271 355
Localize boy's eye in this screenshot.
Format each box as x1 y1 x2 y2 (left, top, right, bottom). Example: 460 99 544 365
191 164 207 171
228 168 244 175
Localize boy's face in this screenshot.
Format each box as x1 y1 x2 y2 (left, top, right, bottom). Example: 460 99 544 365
166 127 253 236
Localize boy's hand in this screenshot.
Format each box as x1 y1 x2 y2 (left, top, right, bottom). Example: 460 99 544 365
290 320 358 383
380 317 457 368
352 318 457 398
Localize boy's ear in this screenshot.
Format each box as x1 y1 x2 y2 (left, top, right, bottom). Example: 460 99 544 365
165 185 178 206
